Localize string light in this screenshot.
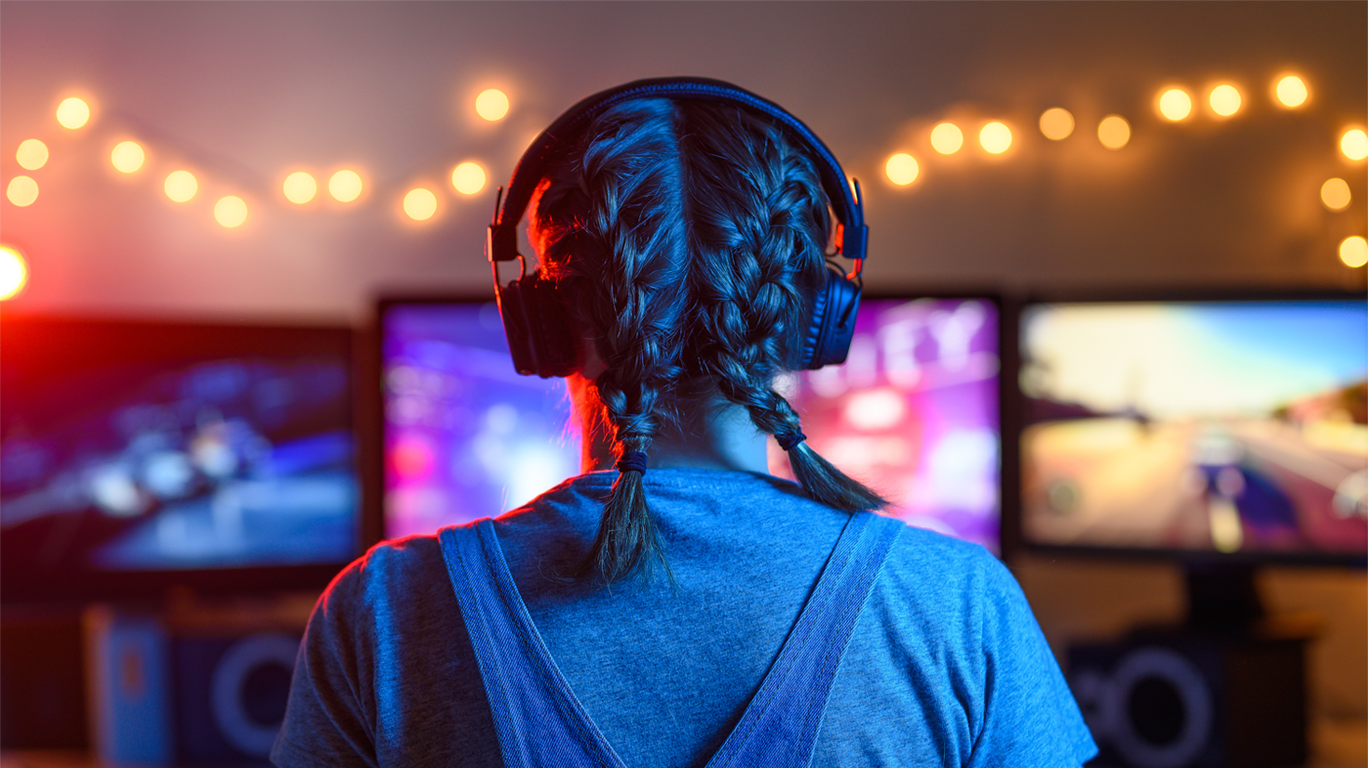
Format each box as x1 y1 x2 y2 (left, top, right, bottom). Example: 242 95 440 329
403 188 437 220
16 140 48 170
1158 88 1193 121
1275 75 1308 108
885 153 919 185
164 170 197 202
1340 236 1368 268
110 141 145 173
1098 115 1131 149
1342 129 1368 161
15 70 1352 239
1209 84 1242 117
56 97 90 129
214 196 248 228
0 245 28 300
1039 108 1074 140
283 172 317 204
451 162 486 195
476 89 509 121
6 176 38 207
930 123 964 154
979 122 1012 154
1321 178 1351 211
329 170 363 202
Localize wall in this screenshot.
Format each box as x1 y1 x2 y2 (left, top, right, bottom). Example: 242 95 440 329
1 2 1364 322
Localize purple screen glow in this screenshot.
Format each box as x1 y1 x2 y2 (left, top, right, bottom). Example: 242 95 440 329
383 298 1001 552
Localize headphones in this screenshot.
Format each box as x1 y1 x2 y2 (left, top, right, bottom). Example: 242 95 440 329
485 76 868 378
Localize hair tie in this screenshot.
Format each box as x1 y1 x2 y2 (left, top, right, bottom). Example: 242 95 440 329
616 451 649 475
776 431 807 452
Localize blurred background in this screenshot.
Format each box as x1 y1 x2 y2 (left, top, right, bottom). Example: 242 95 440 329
1 2 1364 767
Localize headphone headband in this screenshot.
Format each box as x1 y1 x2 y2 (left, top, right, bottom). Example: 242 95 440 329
487 77 868 268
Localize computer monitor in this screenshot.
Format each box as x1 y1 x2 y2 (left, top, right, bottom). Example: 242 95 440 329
377 294 1003 552
1015 292 1367 566
0 315 364 604
1012 290 1367 629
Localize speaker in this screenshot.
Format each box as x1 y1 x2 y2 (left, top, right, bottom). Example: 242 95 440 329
1068 632 1307 768
86 606 302 767
173 630 300 764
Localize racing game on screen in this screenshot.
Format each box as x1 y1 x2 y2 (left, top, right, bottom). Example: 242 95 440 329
382 298 1001 552
1020 300 1368 556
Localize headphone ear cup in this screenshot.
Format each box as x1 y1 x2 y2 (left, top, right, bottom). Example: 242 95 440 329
529 276 579 377
498 273 579 378
497 277 538 376
800 261 862 370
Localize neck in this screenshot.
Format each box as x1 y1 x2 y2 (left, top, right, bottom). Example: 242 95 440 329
567 374 770 474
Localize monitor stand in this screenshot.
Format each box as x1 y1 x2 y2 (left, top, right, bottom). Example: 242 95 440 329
1184 562 1264 633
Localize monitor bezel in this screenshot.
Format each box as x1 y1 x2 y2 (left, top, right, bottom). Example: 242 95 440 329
373 288 1009 554
1003 286 1368 569
0 313 378 607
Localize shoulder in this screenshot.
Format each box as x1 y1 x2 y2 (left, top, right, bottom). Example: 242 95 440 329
868 519 1029 639
879 520 1012 595
356 531 449 577
314 533 453 627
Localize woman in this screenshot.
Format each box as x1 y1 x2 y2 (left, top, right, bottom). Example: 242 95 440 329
273 79 1097 767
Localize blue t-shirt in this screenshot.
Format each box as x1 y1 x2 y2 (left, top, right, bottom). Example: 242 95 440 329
273 469 1097 767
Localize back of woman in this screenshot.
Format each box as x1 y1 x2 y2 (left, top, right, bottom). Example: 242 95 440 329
272 81 1097 768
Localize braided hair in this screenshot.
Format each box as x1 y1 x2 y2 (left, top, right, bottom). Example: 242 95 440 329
532 98 887 584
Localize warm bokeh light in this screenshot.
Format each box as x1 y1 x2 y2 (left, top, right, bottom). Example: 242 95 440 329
329 170 363 202
1340 236 1368 268
164 170 197 202
1321 178 1352 211
1342 129 1368 161
451 162 486 195
1039 108 1074 140
16 139 48 170
214 196 248 228
110 141 145 173
885 153 919 185
1209 84 1242 117
0 245 28 300
1275 75 1308 108
979 122 1012 154
6 176 38 207
1098 115 1131 149
403 188 438 220
56 97 90 129
930 123 964 154
283 172 317 204
1158 88 1193 121
476 89 509 121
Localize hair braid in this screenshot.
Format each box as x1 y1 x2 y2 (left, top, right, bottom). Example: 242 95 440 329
534 100 690 583
530 98 885 585
680 103 887 512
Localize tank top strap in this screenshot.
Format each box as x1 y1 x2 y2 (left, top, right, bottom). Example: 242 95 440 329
702 511 903 768
439 519 626 768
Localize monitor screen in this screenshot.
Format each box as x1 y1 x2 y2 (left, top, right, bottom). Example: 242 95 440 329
1019 299 1368 560
0 317 360 599
381 297 1001 552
